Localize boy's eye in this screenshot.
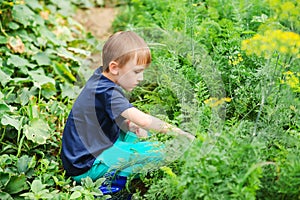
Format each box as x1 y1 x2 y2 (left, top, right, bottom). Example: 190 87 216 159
134 70 143 74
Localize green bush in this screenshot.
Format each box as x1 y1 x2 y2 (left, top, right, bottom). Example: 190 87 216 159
113 0 300 199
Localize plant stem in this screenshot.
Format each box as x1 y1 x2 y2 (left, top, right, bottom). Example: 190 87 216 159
0 21 8 37
0 127 6 143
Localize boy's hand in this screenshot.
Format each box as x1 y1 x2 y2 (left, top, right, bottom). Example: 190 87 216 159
180 131 195 141
171 127 195 141
136 127 148 138
128 121 148 138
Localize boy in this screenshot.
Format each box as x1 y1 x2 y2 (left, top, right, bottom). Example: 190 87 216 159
61 31 194 183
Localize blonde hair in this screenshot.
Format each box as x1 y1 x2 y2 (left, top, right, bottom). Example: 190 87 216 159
102 31 151 72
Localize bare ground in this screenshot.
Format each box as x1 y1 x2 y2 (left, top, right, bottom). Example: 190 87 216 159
74 7 118 68
74 7 117 40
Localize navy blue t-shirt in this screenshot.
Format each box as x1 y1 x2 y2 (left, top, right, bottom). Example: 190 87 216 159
61 68 133 177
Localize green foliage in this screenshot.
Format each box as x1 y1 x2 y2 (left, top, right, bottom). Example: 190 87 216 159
1 0 299 199
113 0 300 199
0 0 109 199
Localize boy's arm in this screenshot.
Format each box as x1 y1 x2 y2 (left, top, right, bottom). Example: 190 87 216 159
120 119 148 138
121 107 195 140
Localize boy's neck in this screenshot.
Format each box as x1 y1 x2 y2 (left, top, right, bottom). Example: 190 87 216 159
102 71 117 83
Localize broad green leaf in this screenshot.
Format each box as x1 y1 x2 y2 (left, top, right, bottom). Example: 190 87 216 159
1 115 21 131
94 177 106 188
24 118 50 144
26 0 43 10
41 82 57 99
0 191 13 200
50 0 73 16
5 174 27 194
39 27 66 46
0 154 13 166
18 88 33 106
60 83 81 99
32 52 51 66
12 77 31 84
32 14 45 27
8 22 20 30
16 29 34 43
53 62 77 83
0 69 11 87
55 47 78 61
12 5 35 27
70 191 82 199
55 26 74 42
36 37 48 47
0 36 7 44
17 155 31 174
68 47 91 56
0 102 10 114
0 172 10 188
7 54 36 69
31 179 45 193
29 70 55 88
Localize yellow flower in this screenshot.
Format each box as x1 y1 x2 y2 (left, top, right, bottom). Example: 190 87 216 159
290 105 296 111
279 46 288 54
204 97 231 108
284 71 300 93
223 97 232 102
242 29 300 58
160 166 177 178
284 71 293 75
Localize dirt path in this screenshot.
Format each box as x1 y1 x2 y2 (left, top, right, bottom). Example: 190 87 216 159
74 7 117 40
74 7 118 68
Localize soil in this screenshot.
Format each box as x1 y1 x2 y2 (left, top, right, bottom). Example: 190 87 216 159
74 7 118 68
74 7 117 40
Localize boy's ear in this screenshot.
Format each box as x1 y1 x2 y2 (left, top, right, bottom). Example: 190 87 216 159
108 61 119 75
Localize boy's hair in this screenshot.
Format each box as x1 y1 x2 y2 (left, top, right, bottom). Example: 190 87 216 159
102 31 151 72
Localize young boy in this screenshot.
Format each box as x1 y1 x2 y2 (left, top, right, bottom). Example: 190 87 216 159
61 31 194 183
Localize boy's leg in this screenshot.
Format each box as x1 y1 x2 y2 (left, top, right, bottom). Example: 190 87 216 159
72 131 164 182
72 159 109 183
99 132 164 177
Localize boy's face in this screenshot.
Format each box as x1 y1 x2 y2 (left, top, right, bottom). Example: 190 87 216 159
117 58 146 92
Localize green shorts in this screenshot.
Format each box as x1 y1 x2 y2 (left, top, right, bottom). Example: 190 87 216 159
72 131 164 183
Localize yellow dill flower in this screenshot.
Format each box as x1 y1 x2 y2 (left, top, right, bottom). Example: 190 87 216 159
290 105 296 111
223 97 232 102
279 46 288 54
234 60 240 65
284 71 293 75
287 75 299 88
284 71 300 92
241 39 250 51
160 166 177 178
242 29 300 58
267 0 280 8
204 97 231 107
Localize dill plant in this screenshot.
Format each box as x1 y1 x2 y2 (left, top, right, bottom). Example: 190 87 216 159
113 0 300 199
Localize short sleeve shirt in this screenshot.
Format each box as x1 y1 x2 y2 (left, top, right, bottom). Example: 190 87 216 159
61 67 133 176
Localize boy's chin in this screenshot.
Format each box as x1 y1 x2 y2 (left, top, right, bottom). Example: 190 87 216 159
123 87 134 92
